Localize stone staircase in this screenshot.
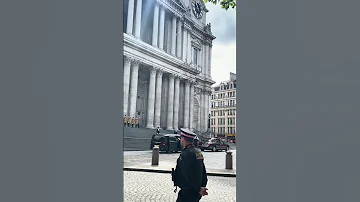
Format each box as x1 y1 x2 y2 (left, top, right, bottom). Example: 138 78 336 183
124 127 174 151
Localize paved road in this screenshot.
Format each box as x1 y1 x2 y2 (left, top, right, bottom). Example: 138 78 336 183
124 149 236 171
124 171 236 202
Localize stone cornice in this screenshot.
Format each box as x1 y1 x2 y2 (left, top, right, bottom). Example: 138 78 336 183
157 0 186 18
196 75 216 85
124 34 201 79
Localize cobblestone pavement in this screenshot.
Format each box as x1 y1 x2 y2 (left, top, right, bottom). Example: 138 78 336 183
124 171 236 202
124 149 236 171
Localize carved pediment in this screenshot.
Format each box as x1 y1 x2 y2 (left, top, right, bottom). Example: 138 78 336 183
191 38 202 50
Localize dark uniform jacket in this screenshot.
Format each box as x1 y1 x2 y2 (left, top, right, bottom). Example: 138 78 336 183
172 144 208 194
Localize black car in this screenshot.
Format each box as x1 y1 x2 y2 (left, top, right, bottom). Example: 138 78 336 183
199 138 230 152
150 134 181 153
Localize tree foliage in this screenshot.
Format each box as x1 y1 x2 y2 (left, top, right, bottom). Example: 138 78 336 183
204 0 236 10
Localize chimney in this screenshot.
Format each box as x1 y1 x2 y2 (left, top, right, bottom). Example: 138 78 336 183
230 72 236 81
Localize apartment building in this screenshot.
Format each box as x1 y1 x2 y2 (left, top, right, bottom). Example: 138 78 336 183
210 73 236 142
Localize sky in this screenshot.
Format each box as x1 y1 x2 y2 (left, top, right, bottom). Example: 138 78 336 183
205 3 236 85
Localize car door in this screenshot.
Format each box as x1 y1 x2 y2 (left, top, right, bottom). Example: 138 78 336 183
168 136 178 152
220 140 227 150
214 139 221 149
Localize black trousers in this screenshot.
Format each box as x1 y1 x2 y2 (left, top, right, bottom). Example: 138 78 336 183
176 189 201 202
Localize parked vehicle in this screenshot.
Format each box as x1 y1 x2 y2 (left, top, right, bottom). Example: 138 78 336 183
199 138 230 152
193 136 200 148
150 134 181 153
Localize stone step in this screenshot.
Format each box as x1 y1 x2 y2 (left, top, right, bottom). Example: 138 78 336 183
124 127 175 151
124 126 174 138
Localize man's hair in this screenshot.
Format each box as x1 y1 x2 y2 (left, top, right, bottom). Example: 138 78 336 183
182 136 194 143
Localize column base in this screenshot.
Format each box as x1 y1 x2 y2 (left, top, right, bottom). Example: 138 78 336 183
166 127 174 130
146 125 154 129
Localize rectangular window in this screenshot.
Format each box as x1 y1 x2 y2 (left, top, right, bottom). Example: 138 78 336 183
193 48 198 65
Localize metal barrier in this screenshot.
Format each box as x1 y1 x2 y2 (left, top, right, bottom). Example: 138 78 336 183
151 145 159 166
225 151 233 169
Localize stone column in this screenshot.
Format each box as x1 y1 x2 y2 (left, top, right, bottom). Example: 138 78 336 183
129 61 140 117
183 80 190 128
154 69 163 128
176 19 182 58
171 16 177 55
173 75 180 131
202 90 206 131
204 43 208 77
206 44 210 76
146 67 157 128
198 47 202 68
187 32 192 63
159 6 166 50
123 57 132 116
152 3 159 46
189 82 195 130
134 0 142 38
202 43 206 76
209 45 212 76
182 28 187 62
205 91 209 131
126 0 135 34
166 74 175 130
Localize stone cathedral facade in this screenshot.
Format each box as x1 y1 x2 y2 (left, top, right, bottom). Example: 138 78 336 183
123 0 215 132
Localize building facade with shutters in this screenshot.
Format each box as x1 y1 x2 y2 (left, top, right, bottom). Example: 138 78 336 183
210 73 237 141
123 0 215 132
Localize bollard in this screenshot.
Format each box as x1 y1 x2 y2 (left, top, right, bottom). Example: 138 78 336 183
225 151 233 170
151 145 159 166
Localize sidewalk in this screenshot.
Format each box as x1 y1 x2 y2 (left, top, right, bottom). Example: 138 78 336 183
123 150 236 177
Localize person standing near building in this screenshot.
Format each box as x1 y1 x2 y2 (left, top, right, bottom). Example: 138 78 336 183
156 127 160 135
123 115 128 127
127 116 131 127
172 128 208 202
136 117 140 128
131 117 135 127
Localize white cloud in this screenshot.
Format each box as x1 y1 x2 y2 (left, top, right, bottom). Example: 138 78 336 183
211 43 236 84
205 3 236 85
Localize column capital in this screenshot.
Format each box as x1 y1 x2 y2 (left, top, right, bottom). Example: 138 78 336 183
157 1 166 10
124 56 133 64
155 67 164 74
173 74 182 80
149 66 157 74
168 73 175 79
155 1 161 7
132 59 141 67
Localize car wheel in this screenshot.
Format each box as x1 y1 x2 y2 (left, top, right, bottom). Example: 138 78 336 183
226 146 229 151
212 146 217 152
201 149 204 151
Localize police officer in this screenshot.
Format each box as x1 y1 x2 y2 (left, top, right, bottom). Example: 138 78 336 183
172 128 208 202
